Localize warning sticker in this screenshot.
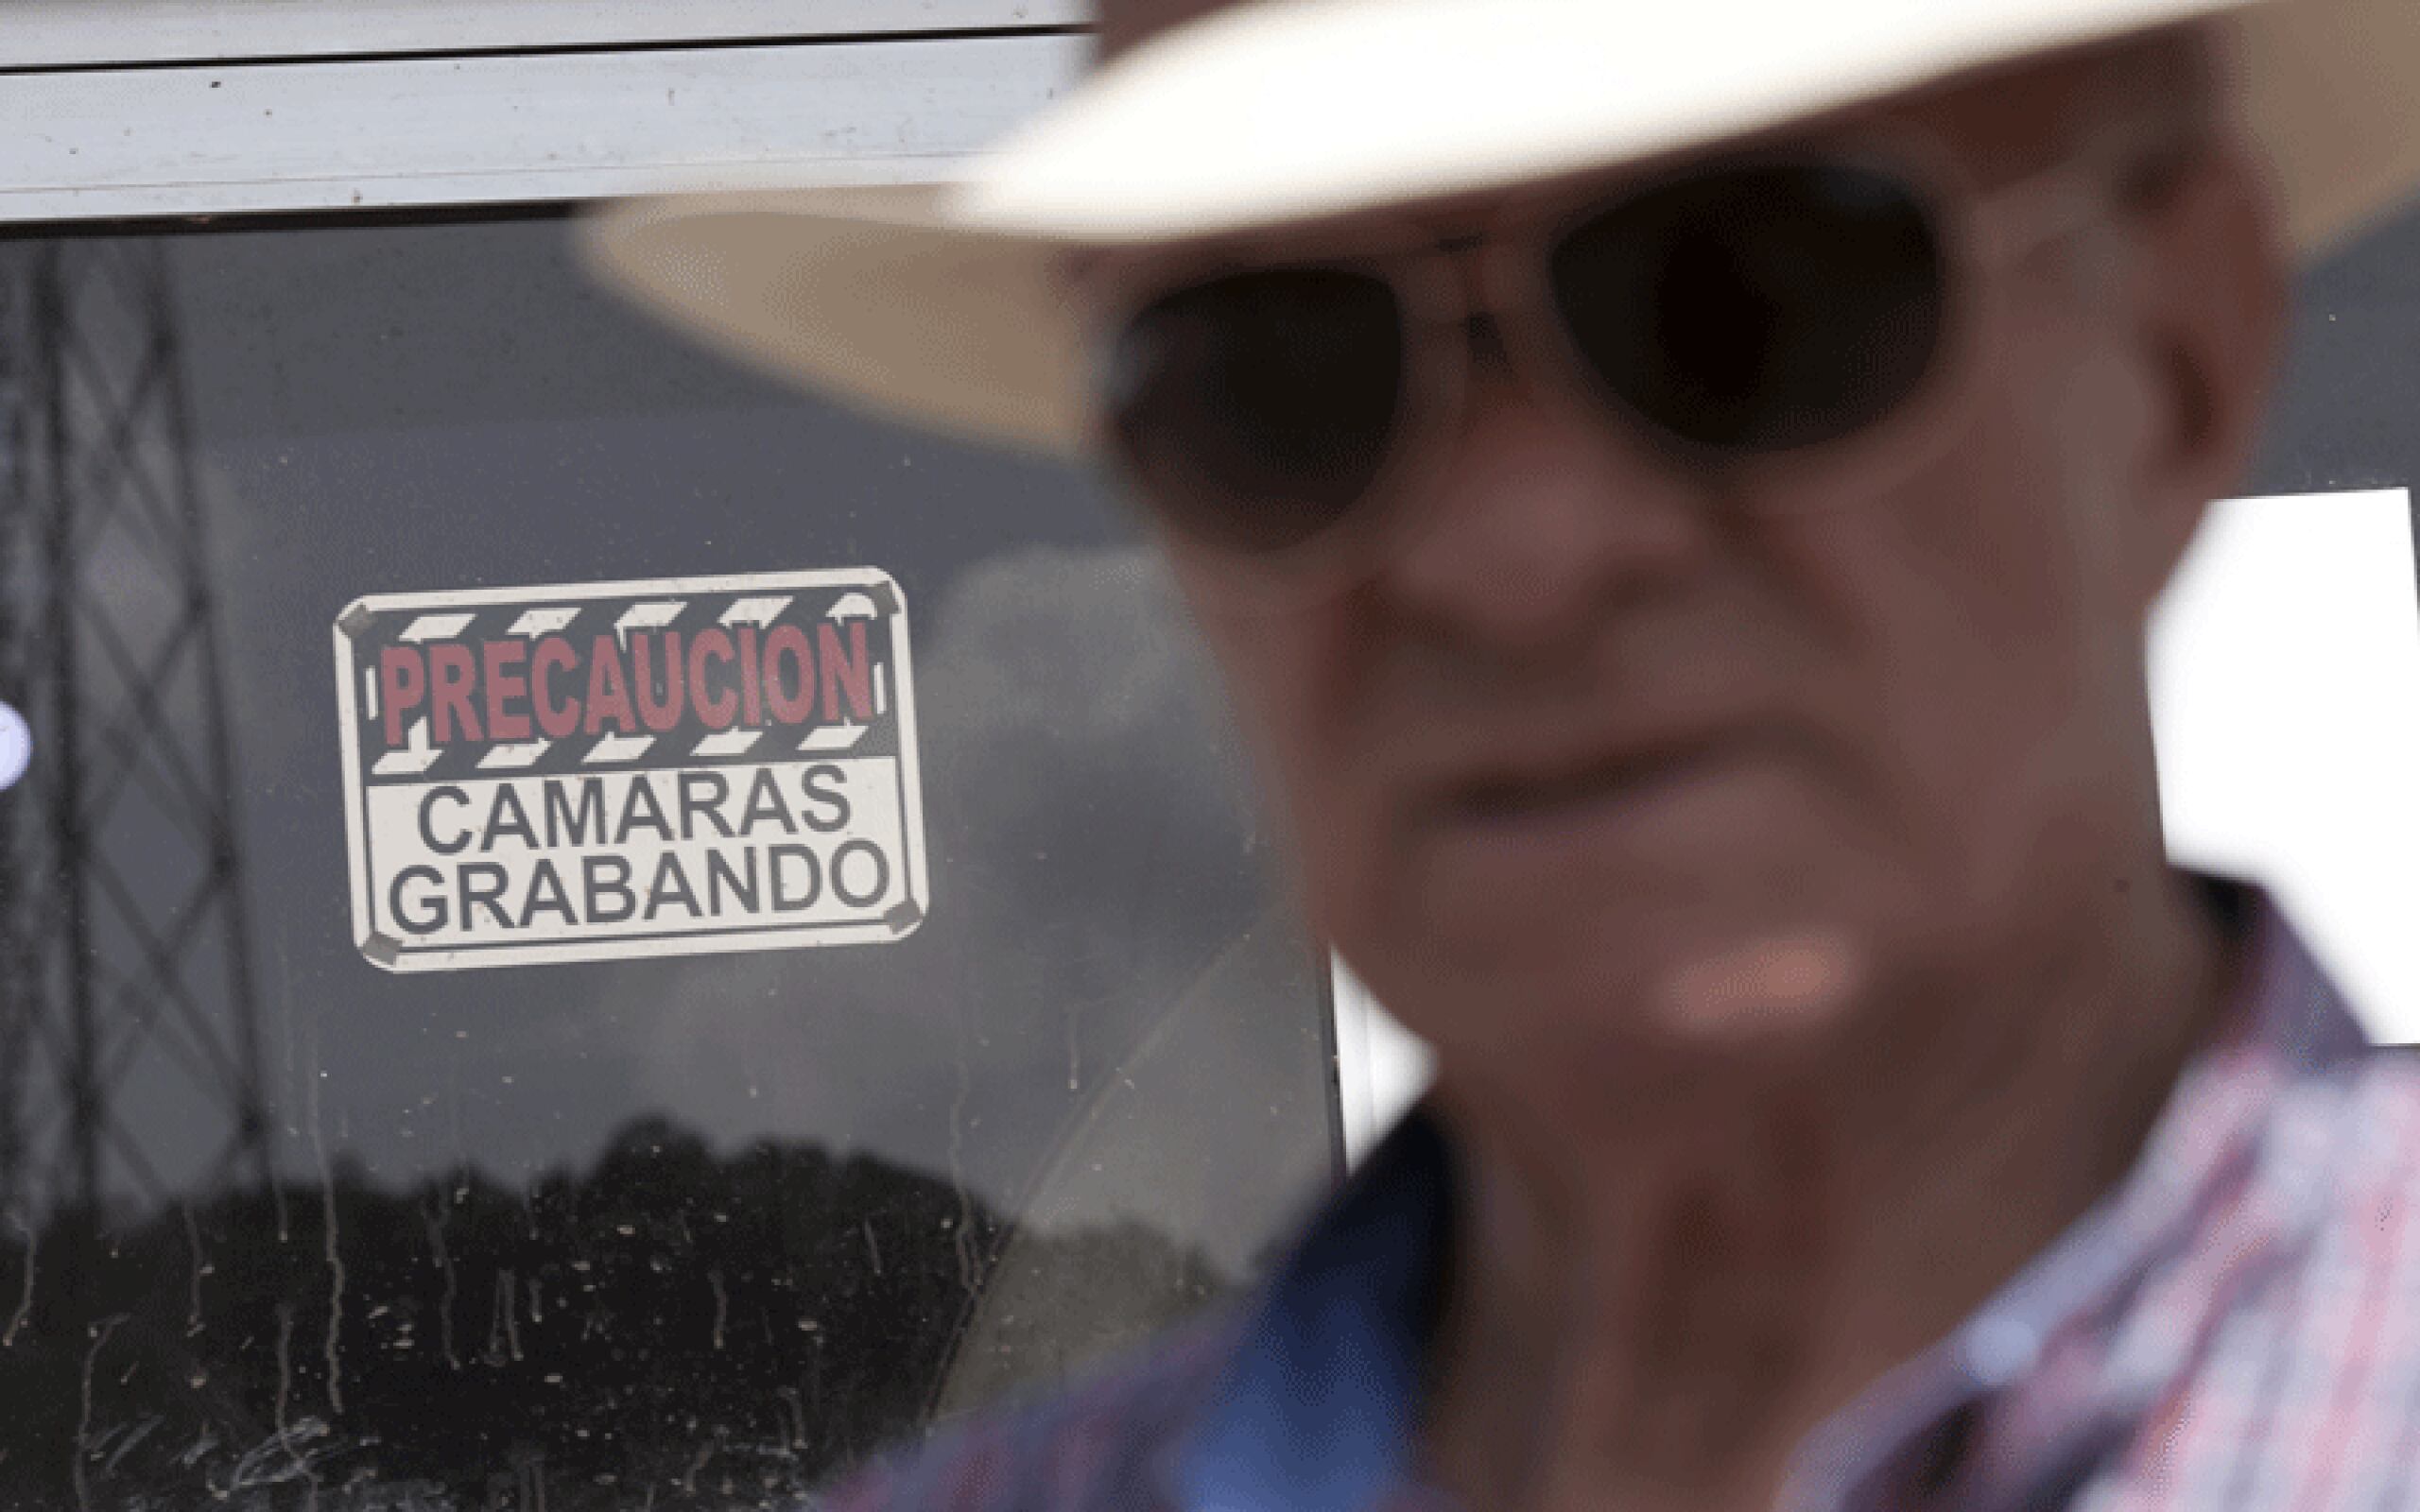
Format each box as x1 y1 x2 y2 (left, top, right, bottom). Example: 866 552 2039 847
332 569 927 972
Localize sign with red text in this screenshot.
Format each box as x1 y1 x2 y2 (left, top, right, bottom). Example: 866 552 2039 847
332 569 926 972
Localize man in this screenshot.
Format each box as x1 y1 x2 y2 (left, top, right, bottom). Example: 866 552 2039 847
590 0 2420 1506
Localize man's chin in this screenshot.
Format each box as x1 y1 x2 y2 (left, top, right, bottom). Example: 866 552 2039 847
1640 926 1872 1044
1368 898 1883 1077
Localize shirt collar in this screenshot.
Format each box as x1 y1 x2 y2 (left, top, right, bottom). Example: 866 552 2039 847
1176 1109 1456 1512
1176 878 2366 1512
1780 883 2368 1508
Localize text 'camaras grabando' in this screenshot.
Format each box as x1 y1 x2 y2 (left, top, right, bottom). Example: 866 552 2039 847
375 621 873 748
386 764 896 936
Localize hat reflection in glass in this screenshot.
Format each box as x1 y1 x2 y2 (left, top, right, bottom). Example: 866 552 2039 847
591 0 2420 1508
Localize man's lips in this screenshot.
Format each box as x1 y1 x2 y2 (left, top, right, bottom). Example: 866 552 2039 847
1426 728 1759 828
1447 733 1740 823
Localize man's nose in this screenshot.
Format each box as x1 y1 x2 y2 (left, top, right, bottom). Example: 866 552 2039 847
1374 361 1719 650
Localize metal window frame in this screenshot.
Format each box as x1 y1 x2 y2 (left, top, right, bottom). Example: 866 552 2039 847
3 1 1088 68
0 10 1086 223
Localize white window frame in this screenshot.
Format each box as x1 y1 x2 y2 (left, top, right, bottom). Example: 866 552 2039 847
1331 958 1434 1166
0 9 1085 221
3 1 1087 67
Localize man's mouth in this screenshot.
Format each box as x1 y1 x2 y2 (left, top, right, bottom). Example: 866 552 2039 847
1447 735 1739 824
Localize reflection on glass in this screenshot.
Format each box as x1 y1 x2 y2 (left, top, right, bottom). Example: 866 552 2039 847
0 220 1336 1507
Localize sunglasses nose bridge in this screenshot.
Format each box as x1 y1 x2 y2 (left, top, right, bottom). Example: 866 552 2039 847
1374 369 1723 648
1461 309 1513 372
1426 230 1608 435
1441 296 1599 449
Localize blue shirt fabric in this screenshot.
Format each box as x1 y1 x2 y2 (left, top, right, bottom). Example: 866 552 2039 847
1178 1110 1456 1512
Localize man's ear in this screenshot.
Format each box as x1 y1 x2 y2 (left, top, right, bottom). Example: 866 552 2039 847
2122 143 2291 600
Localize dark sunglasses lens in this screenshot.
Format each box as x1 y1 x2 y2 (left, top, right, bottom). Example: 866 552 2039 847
1102 266 1404 554
1550 163 1945 453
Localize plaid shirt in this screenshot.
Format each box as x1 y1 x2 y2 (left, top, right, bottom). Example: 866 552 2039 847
826 885 2420 1512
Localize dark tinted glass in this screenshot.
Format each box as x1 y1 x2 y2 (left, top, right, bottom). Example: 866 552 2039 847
1550 163 1945 452
0 219 1338 1509
1103 266 1404 552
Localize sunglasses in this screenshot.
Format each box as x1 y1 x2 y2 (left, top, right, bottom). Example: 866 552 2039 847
1091 141 2121 565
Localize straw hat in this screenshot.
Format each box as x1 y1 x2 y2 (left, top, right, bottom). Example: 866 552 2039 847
583 0 2420 456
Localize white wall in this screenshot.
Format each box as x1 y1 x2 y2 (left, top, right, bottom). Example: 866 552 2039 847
2152 488 2420 1041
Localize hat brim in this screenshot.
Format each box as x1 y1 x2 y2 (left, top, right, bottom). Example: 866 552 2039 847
583 0 2420 456
593 186 1092 450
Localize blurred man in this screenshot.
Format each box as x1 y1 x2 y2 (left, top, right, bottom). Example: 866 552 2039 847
595 0 2420 1505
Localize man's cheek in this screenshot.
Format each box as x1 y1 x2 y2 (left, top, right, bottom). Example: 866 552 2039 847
1288 767 1385 914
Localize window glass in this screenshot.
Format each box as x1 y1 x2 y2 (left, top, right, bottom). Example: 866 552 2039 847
0 215 1338 1508
2251 202 2420 497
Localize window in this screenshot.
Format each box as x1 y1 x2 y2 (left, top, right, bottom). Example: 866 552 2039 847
0 204 1336 1507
